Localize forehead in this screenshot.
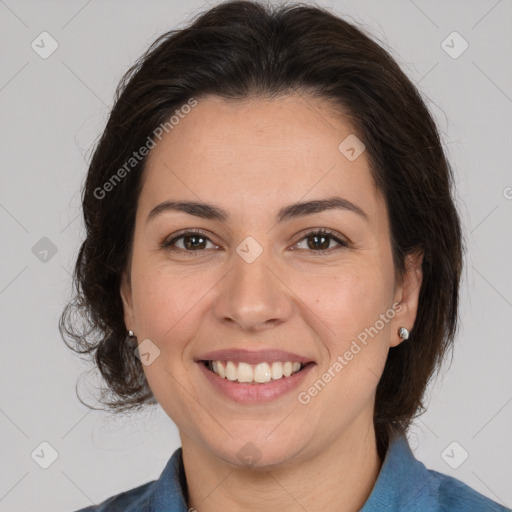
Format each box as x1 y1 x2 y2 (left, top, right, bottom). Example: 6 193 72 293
140 93 384 222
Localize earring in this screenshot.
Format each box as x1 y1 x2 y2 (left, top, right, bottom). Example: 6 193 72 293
126 330 137 347
398 327 410 341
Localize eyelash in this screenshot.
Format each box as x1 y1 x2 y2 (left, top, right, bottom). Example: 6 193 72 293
161 228 349 256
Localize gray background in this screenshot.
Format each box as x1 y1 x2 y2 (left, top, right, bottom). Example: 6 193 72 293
1 0 511 510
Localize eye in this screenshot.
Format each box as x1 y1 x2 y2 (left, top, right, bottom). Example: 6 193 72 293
161 228 349 256
162 230 218 254
293 228 349 255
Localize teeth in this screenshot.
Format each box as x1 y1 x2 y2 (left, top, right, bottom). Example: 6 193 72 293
237 362 254 383
271 361 283 380
225 361 237 381
254 362 272 383
208 360 305 383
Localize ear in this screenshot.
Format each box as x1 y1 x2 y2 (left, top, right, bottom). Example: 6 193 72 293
390 250 423 348
120 269 136 333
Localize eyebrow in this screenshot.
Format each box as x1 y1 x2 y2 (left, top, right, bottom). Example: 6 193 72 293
146 196 368 224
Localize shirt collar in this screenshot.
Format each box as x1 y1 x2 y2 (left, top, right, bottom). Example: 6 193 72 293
149 446 188 511
360 433 437 511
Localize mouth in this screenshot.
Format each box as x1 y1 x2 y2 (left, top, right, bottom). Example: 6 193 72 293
199 359 315 385
196 357 316 404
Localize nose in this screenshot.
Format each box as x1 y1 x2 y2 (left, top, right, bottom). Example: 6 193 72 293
213 243 294 332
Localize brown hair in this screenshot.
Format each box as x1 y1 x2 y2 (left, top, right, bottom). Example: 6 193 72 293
60 0 463 457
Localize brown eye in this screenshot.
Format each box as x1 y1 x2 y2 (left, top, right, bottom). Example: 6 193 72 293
163 231 217 253
294 229 348 254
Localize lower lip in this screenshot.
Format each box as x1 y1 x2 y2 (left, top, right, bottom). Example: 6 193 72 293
197 362 315 404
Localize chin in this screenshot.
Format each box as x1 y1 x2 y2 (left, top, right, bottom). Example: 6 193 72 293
204 430 310 471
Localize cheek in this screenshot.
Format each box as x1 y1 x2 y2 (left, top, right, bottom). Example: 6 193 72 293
295 262 394 421
129 264 208 417
299 260 394 399
131 263 200 343
299 259 394 340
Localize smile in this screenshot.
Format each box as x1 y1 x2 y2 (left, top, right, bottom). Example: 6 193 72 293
197 359 316 404
203 360 310 384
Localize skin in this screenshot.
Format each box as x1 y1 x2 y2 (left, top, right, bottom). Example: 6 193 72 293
120 93 423 512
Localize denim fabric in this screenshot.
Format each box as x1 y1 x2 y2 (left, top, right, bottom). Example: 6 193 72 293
75 434 510 511
359 436 510 512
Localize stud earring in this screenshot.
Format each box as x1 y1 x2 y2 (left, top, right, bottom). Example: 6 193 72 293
398 327 410 341
126 330 137 347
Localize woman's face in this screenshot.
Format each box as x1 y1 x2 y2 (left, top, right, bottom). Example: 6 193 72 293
121 93 422 468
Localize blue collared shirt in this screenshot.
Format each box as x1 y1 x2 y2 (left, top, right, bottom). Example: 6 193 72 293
75 434 510 511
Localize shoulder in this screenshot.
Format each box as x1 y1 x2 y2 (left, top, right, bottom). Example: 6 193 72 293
364 434 510 512
72 480 156 512
426 468 510 512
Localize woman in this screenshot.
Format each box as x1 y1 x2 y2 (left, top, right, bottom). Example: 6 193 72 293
61 1 509 510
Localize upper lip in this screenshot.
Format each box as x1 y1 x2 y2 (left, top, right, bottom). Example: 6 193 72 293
195 349 315 365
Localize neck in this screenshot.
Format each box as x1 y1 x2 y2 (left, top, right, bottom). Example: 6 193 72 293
181 418 383 512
